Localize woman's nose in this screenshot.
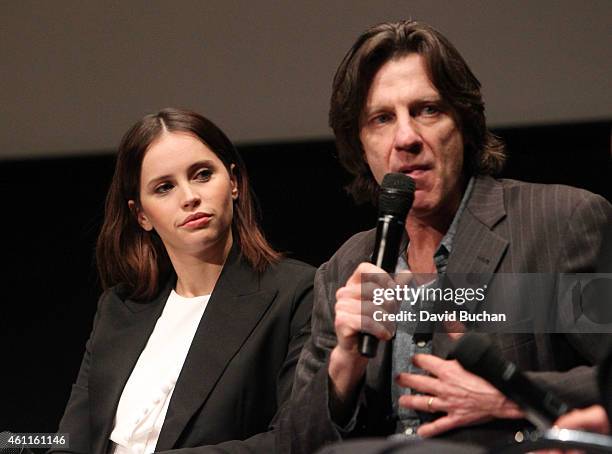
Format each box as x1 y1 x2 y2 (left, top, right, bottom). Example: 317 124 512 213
181 185 201 209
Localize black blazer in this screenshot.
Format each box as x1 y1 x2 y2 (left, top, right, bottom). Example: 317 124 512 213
53 247 314 453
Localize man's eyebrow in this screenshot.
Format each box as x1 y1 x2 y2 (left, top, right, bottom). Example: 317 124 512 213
362 95 444 114
362 103 388 117
420 95 443 102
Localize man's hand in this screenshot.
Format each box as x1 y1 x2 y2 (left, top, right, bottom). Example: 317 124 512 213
329 262 402 403
534 406 610 454
554 405 610 434
397 353 523 437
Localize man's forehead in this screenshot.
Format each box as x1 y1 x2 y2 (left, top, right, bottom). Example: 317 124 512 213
362 55 441 109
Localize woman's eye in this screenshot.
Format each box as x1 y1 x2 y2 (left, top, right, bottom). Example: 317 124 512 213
195 169 212 181
154 183 173 194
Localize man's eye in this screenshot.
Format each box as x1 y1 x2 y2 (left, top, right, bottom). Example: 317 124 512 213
195 169 212 181
420 105 440 116
372 113 392 125
154 183 173 194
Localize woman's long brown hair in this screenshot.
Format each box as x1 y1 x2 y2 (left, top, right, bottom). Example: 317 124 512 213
96 108 280 301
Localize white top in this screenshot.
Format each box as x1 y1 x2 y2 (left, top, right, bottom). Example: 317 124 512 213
109 290 211 454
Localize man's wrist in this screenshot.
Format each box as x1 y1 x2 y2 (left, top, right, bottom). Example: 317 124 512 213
328 346 368 427
328 346 368 403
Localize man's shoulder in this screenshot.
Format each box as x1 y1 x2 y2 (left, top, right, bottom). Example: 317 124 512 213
319 229 376 282
330 229 376 264
498 177 597 197
475 176 610 214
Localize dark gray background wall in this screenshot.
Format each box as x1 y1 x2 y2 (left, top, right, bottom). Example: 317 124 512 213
2 0 611 159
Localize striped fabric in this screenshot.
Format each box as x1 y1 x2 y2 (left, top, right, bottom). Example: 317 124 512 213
286 175 612 452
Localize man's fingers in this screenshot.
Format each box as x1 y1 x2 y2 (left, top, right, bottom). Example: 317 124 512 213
336 293 396 325
416 415 460 438
398 394 445 413
393 270 414 286
335 294 366 315
335 285 363 304
411 353 450 374
396 373 449 396
346 262 394 287
502 406 525 419
344 264 364 287
554 405 610 434
335 311 393 341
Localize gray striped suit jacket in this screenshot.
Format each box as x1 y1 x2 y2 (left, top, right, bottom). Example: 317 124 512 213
285 175 612 452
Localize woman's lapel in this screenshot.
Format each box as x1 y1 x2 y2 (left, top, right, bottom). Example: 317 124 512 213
155 248 277 450
89 280 173 454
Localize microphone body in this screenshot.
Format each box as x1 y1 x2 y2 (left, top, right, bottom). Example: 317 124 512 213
453 333 569 430
359 173 414 357
371 215 406 271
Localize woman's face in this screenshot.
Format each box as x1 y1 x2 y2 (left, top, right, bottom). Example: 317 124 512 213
131 131 237 260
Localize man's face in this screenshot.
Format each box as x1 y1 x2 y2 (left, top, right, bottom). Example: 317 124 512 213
359 53 466 222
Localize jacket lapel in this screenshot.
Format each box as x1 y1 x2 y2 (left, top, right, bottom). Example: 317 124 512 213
434 176 509 358
447 176 508 276
89 281 172 454
155 248 277 450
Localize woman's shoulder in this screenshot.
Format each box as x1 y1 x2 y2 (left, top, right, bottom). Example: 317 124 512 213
97 282 152 308
259 258 314 319
257 257 315 291
99 282 136 303
266 257 316 279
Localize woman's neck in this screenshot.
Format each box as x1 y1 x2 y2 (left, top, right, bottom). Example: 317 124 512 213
169 233 233 298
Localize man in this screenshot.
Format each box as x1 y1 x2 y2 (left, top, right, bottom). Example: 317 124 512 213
284 20 612 452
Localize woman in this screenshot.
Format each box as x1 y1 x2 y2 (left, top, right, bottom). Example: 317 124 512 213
53 108 314 453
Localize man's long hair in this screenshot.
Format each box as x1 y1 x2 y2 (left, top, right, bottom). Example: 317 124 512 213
329 20 506 203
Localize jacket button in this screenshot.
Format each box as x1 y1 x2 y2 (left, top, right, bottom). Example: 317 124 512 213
514 431 524 442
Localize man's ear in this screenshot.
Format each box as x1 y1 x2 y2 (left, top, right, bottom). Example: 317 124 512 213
128 200 153 231
230 164 239 200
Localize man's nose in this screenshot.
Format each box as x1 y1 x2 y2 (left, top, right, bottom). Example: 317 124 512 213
393 116 422 153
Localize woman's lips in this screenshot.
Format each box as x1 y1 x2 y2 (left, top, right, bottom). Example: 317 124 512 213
181 213 212 229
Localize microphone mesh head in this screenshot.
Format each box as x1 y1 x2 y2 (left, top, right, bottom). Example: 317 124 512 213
378 173 415 217
453 333 511 387
453 333 492 372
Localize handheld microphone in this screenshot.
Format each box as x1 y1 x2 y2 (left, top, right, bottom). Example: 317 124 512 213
453 333 569 430
359 173 415 358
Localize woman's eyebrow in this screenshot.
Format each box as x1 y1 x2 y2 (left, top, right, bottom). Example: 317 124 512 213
145 160 216 188
186 160 215 174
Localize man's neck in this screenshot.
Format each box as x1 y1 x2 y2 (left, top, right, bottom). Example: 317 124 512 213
405 194 463 274
405 219 445 274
